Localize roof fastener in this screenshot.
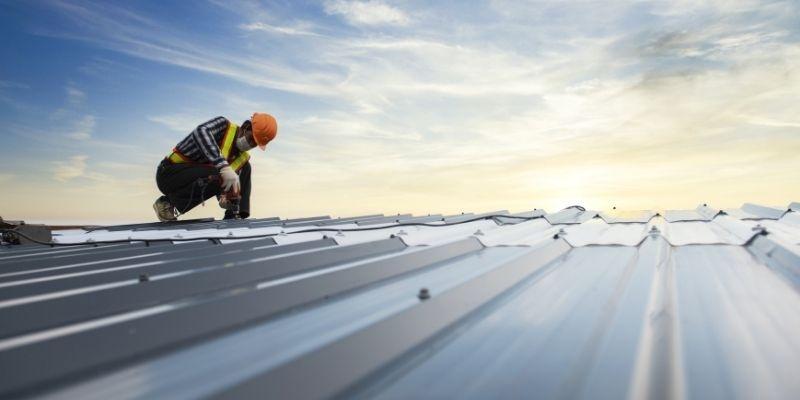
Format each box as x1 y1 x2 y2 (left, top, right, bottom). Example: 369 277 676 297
418 288 430 300
279 230 288 236
396 230 407 236
474 229 484 236
335 230 345 237
751 224 767 234
174 233 183 239
138 274 150 283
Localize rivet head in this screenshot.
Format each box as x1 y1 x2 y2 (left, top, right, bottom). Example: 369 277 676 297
139 274 150 283
418 288 430 300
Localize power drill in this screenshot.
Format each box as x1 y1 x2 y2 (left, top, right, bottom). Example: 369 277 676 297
207 175 241 219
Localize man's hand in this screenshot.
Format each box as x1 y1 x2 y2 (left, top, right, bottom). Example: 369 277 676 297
219 166 240 194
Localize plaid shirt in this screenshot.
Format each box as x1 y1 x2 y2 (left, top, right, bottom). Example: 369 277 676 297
173 116 231 169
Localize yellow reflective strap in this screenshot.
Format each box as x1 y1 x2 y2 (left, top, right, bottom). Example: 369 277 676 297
230 152 250 172
168 151 189 164
219 121 239 159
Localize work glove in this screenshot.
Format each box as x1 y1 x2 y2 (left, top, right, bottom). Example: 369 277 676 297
219 165 240 194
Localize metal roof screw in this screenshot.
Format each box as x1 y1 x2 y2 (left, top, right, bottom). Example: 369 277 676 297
138 274 150 283
417 288 430 300
174 233 183 239
612 206 616 210
649 226 661 236
396 230 407 236
335 230 345 237
558 228 567 235
279 230 288 236
228 231 235 237
474 229 484 236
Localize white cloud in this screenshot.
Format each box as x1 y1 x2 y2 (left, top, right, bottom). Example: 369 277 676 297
53 155 89 182
67 115 95 140
66 85 86 106
148 113 203 133
240 22 321 36
323 0 409 26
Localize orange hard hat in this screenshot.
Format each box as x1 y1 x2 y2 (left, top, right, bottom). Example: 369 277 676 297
251 112 277 150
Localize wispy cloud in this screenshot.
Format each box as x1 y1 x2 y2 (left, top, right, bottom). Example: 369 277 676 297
66 84 86 106
53 155 88 182
240 21 321 36
148 114 200 133
323 0 409 26
66 115 95 140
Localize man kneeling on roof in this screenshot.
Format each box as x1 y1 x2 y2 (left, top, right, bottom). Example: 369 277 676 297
153 113 278 221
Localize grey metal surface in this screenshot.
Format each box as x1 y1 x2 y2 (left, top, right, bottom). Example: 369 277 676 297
544 208 598 224
0 204 798 399
663 205 720 222
724 203 787 220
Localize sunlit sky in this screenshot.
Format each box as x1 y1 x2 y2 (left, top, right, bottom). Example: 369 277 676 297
1 0 799 224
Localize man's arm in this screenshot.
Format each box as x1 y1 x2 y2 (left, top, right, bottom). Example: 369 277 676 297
191 116 229 169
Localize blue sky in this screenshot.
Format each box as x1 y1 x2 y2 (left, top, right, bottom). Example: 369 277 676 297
1 0 799 223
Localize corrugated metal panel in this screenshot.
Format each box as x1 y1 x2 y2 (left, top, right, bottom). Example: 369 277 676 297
723 203 787 220
662 205 720 222
544 207 598 224
0 204 798 399
597 209 657 223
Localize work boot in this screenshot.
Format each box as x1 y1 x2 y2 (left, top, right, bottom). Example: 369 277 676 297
153 196 178 222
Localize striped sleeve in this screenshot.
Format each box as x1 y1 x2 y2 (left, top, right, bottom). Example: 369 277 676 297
191 116 229 169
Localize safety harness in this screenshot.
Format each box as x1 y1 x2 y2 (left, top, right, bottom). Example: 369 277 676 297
167 121 250 171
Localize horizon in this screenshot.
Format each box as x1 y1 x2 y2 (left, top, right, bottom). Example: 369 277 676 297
2 0 799 225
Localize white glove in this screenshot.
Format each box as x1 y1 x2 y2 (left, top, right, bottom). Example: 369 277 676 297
219 166 240 194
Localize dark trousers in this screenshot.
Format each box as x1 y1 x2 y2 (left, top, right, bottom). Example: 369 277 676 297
156 159 251 219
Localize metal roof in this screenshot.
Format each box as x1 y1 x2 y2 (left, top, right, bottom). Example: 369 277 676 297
1 203 799 399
